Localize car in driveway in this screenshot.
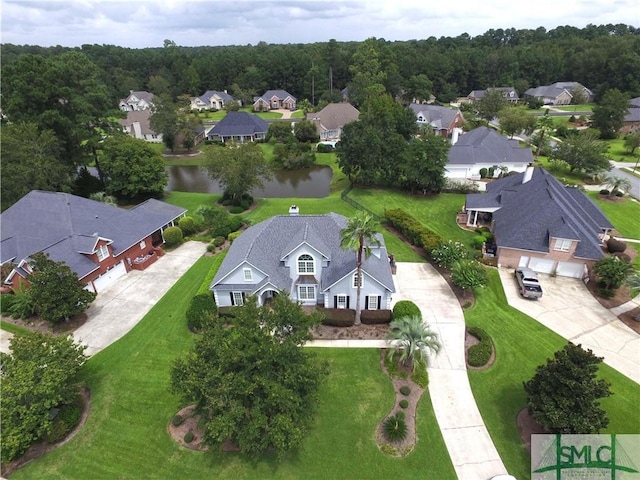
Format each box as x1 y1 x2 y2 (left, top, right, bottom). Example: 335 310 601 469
514 267 543 299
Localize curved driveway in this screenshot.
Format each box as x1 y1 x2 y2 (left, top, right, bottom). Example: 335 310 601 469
395 262 507 480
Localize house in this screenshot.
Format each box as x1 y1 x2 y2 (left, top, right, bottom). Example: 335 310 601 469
467 87 519 103
306 103 360 141
620 97 640 134
118 110 162 143
523 82 594 105
408 104 464 137
190 90 238 111
253 90 297 111
206 111 268 143
119 90 156 111
464 167 613 278
445 127 534 180
1 191 186 294
210 208 395 310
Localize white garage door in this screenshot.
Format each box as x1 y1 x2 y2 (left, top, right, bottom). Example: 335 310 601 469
92 261 127 293
527 257 556 274
555 261 586 279
445 167 468 179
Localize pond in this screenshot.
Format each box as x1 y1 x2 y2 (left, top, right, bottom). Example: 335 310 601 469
166 165 333 198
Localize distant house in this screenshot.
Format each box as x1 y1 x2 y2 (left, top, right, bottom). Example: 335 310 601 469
190 90 238 111
523 82 594 105
118 110 162 143
408 104 464 137
119 90 156 111
1 191 186 294
467 87 519 103
445 127 533 180
210 208 395 309
621 97 640 134
253 90 297 111
206 111 268 143
306 103 360 141
464 167 613 278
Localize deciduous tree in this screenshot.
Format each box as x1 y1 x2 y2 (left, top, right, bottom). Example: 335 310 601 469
524 343 611 433
591 89 629 139
550 131 611 174
497 106 537 138
171 295 327 458
475 89 510 121
294 119 320 143
593 255 634 290
400 133 450 194
624 131 640 155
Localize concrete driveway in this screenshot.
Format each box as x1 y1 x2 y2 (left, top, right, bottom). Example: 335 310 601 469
498 268 640 383
73 241 207 356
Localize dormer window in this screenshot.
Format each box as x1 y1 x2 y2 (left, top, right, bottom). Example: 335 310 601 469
352 272 363 288
297 254 314 274
96 245 110 262
554 238 572 252
243 268 253 281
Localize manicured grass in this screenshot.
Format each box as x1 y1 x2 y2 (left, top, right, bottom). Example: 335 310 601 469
163 153 205 166
606 137 640 163
190 110 227 121
533 156 592 185
553 104 593 112
239 107 282 119
588 192 640 239
164 191 220 217
466 269 640 480
622 167 640 179
347 188 476 247
13 255 454 479
290 110 304 118
0 320 30 336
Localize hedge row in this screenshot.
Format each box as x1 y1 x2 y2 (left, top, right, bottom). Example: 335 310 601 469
385 208 442 253
361 309 393 324
317 307 355 327
467 326 494 367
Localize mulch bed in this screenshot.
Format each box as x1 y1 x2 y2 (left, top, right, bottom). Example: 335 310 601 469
1 312 87 335
619 307 640 334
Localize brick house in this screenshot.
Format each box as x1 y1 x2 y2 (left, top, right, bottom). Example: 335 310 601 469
408 104 464 137
464 167 613 278
1 191 186 293
620 97 640 134
306 103 360 141
253 90 297 111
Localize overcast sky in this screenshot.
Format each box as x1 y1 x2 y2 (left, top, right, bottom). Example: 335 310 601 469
1 0 638 48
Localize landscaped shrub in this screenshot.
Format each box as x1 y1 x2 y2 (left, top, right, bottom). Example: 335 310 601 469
7 285 34 319
361 309 393 324
217 306 239 318
227 231 242 243
229 205 245 214
45 401 83 443
471 235 486 250
399 399 409 409
317 307 355 327
615 191 624 197
213 236 225 247
420 232 442 254
399 385 411 396
392 300 421 320
206 243 216 253
396 411 405 420
607 237 627 253
178 216 198 236
184 431 194 443
195 204 228 229
186 294 217 332
385 208 443 253
383 414 408 443
479 167 488 178
599 189 610 196
451 260 488 290
210 215 245 239
597 287 615 298
487 167 495 178
163 226 183 247
172 414 184 427
1 293 17 315
467 326 494 367
430 240 469 269
316 143 334 153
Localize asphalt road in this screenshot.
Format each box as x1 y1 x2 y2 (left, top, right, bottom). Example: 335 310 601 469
610 161 640 199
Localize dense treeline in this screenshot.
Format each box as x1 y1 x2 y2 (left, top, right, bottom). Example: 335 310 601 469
2 24 639 105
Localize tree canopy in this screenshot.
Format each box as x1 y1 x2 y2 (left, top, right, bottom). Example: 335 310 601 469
523 343 611 434
591 89 629 139
170 294 327 458
1 332 87 462
550 131 611 175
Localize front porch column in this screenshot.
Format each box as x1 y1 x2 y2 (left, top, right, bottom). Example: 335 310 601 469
467 210 479 227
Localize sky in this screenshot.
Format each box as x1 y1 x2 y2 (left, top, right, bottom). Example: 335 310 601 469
1 0 638 48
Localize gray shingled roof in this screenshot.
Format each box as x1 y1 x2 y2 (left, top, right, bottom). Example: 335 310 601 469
210 213 394 294
306 103 360 130
448 127 533 165
625 102 640 122
198 90 235 103
408 104 460 131
630 97 640 108
468 87 517 100
121 90 155 105
1 191 186 279
257 89 297 103
466 168 613 260
118 110 156 135
209 111 268 137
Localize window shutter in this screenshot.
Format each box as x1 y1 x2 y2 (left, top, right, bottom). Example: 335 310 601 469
229 292 234 305
346 297 350 309
377 296 381 309
365 296 369 310
334 296 338 308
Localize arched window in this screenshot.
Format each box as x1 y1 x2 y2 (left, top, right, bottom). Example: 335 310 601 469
297 254 314 274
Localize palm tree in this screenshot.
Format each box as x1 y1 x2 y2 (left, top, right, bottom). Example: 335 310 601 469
340 211 381 325
605 176 632 197
386 316 441 371
90 191 117 206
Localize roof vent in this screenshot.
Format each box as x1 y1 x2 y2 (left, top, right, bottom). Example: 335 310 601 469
522 165 534 184
289 205 299 216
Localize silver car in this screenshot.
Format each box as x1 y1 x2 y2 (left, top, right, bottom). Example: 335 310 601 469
514 267 543 299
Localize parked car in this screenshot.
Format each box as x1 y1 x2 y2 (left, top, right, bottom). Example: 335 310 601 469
514 267 543 299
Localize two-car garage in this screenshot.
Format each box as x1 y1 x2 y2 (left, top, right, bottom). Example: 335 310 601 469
88 261 128 293
519 256 587 279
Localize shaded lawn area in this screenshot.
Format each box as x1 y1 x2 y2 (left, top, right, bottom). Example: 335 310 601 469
13 255 454 479
606 137 640 163
588 192 640 239
466 269 640 480
533 156 592 186
164 191 220 217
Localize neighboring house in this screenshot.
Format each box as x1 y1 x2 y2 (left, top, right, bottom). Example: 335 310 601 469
464 167 613 278
253 90 297 111
190 90 238 111
445 126 533 180
210 208 395 310
306 103 360 141
118 110 162 143
206 111 268 143
119 90 156 111
523 82 594 105
467 87 519 103
621 97 640 134
1 191 186 294
408 104 464 137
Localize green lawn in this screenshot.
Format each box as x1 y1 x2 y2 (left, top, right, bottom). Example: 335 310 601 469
588 192 640 239
553 104 593 112
12 254 455 479
0 320 30 336
606 137 640 163
164 191 220 217
290 110 304 118
533 156 592 185
466 269 640 480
